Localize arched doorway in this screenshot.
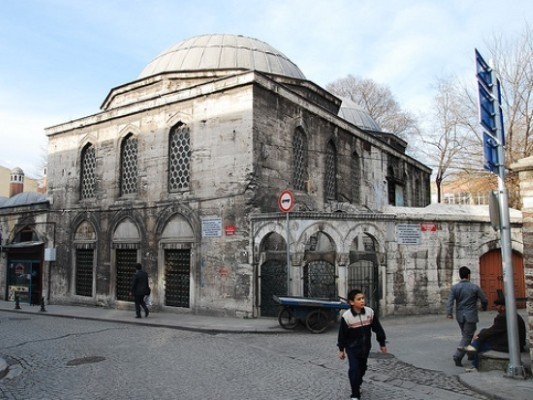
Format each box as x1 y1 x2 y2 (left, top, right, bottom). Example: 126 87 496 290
347 233 379 313
303 231 337 299
480 249 525 309
160 214 194 309
258 232 288 317
113 218 141 301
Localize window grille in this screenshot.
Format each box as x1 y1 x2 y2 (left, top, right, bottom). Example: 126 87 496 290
168 123 191 191
75 248 94 297
293 128 308 191
325 141 337 200
80 144 96 199
116 249 138 301
351 152 361 204
120 134 138 195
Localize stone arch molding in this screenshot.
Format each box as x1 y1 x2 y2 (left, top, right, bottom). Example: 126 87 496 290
345 223 386 255
160 214 195 242
254 221 287 248
155 204 200 240
112 217 141 243
116 124 140 152
79 134 98 151
477 239 523 258
294 222 342 255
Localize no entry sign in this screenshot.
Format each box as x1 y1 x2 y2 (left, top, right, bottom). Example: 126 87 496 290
278 190 294 212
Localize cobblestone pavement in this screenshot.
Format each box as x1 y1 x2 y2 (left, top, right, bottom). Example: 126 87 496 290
0 313 488 400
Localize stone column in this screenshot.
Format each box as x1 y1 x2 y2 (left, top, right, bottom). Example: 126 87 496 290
510 156 533 362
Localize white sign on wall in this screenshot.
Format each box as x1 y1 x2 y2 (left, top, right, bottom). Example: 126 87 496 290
396 224 421 245
201 217 222 238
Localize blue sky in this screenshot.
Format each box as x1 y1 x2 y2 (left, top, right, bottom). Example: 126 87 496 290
0 0 531 177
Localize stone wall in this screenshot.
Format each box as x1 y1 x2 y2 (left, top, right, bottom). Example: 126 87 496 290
511 156 533 362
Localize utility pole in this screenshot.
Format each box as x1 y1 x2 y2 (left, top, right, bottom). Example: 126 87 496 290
476 49 525 378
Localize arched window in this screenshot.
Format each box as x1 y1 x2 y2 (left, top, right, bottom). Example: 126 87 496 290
293 127 308 191
120 133 138 195
168 122 191 192
325 141 337 200
80 143 96 199
351 151 361 204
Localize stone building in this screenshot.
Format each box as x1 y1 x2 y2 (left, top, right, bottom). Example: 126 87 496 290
6 34 522 318
0 167 50 305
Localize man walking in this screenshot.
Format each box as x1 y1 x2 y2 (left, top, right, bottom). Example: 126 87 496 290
131 263 150 318
446 266 488 367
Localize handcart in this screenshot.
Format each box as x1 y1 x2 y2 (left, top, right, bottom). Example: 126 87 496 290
272 295 350 333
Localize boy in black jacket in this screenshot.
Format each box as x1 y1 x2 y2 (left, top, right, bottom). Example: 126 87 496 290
338 289 387 400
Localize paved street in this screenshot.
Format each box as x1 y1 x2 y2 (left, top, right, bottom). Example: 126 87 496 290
0 311 493 400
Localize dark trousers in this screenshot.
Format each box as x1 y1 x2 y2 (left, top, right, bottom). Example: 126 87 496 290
346 348 368 397
134 294 148 317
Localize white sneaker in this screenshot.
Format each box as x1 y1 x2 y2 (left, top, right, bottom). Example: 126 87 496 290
463 345 477 353
465 366 478 372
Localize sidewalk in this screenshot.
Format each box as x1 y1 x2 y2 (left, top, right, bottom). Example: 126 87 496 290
0 300 531 400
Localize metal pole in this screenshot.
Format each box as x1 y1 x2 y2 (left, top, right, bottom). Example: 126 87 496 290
493 68 525 377
286 212 291 296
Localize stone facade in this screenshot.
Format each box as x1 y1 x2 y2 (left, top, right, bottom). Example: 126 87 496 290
510 156 533 362
1 35 524 320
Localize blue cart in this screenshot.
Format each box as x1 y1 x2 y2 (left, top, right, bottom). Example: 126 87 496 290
273 295 350 333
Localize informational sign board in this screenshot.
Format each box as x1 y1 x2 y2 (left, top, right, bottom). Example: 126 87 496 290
201 217 222 238
396 224 421 245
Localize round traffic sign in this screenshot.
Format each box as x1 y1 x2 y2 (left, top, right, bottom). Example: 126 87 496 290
278 190 294 212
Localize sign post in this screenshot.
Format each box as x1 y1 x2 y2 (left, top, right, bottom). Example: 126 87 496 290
475 49 525 378
278 190 294 296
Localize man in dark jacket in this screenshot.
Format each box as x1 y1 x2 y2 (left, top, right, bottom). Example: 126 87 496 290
338 289 387 400
462 298 526 371
446 266 488 366
130 263 150 318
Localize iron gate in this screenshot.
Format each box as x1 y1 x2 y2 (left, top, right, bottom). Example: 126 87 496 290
347 259 378 313
303 261 336 299
260 260 288 317
165 249 190 308
116 249 137 301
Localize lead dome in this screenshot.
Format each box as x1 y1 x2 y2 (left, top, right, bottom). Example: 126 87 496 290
139 34 306 80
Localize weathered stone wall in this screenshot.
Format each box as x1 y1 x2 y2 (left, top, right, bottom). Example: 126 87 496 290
511 156 533 361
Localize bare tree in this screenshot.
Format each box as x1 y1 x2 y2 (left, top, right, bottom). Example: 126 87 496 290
418 78 481 202
419 26 532 207
326 74 418 139
489 26 533 168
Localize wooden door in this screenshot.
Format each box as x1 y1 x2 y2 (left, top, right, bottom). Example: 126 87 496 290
480 250 525 309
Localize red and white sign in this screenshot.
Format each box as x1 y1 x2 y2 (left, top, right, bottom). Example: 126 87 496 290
225 225 236 236
278 190 294 212
420 223 437 232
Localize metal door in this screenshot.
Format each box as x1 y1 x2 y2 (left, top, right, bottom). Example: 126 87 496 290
303 261 336 299
165 249 191 308
116 249 137 301
347 259 379 313
75 248 94 297
259 260 287 317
